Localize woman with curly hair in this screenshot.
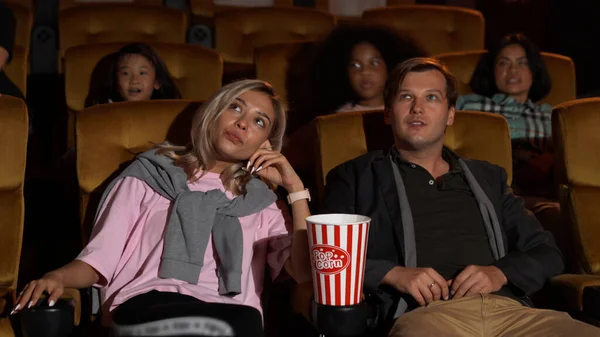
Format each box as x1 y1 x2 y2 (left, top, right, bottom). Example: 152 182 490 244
289 24 426 132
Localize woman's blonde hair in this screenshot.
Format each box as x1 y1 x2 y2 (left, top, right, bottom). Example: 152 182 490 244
158 79 287 195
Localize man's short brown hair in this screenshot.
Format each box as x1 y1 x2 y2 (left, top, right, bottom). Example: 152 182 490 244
384 57 458 109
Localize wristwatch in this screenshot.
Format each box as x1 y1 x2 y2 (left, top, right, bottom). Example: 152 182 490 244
287 188 311 204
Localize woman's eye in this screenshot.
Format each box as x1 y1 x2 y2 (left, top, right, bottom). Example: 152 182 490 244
350 62 361 69
400 94 411 100
230 104 241 112
140 71 148 75
427 94 438 101
256 118 265 127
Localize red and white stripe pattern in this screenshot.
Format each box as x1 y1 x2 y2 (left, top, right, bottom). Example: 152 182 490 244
308 222 369 306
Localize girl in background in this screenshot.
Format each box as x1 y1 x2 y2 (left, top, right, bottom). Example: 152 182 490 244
85 43 181 107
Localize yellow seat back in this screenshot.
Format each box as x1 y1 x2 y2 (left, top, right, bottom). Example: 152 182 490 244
0 96 28 313
76 100 202 243
363 5 484 55
215 7 335 64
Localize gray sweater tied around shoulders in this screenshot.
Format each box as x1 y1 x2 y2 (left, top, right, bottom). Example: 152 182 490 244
95 149 277 296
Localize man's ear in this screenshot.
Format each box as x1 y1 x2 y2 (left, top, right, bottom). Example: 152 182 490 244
447 106 456 126
384 108 392 125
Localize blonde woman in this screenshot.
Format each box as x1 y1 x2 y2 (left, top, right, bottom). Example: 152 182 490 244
13 80 312 336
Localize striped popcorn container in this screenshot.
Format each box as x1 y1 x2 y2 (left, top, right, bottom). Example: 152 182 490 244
305 214 371 306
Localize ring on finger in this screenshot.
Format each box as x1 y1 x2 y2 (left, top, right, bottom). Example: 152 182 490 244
428 282 436 289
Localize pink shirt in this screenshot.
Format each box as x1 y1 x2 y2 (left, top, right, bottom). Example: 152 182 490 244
76 173 292 320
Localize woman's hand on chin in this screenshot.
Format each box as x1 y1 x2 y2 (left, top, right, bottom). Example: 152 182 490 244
247 143 303 193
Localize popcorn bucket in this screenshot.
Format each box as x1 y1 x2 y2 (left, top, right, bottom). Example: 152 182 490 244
305 214 371 306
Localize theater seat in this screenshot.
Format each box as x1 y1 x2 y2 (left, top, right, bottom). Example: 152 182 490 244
0 96 28 337
540 52 576 106
2 0 31 10
285 109 512 202
76 100 202 242
3 46 27 96
58 4 188 71
434 50 482 98
215 7 335 65
549 98 600 322
435 50 576 106
362 5 484 55
254 41 319 106
59 0 163 11
190 0 293 17
314 0 415 13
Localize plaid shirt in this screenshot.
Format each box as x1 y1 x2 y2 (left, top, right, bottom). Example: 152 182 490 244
456 93 553 157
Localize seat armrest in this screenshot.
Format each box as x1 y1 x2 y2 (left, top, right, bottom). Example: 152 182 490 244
583 286 600 320
291 281 313 322
59 288 81 326
550 274 600 312
0 286 80 326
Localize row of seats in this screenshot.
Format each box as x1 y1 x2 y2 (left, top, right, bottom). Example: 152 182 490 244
6 39 577 112
35 39 577 148
5 4 488 91
1 94 599 335
258 44 577 108
3 0 160 11
2 0 417 21
5 3 574 107
192 0 416 17
15 41 577 113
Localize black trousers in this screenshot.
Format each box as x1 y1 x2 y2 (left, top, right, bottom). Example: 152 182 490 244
112 291 264 337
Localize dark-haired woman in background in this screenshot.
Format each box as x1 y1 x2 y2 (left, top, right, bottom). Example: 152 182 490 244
315 24 426 114
288 24 426 132
457 33 554 198
456 33 576 270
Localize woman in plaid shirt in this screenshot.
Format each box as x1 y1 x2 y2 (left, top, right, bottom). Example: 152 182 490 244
454 34 578 272
456 33 554 198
